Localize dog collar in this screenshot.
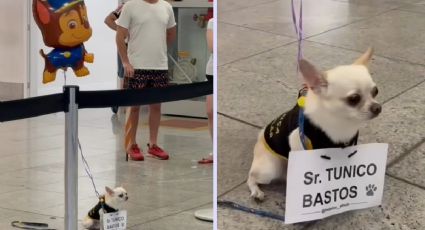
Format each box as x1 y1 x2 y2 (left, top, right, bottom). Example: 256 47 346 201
297 88 313 150
99 195 118 213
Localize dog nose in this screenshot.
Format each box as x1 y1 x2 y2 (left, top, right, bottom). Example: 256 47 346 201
370 103 381 115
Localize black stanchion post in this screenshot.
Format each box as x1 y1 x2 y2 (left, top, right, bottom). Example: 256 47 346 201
64 85 79 230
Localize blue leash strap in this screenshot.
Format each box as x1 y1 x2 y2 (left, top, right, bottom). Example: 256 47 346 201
297 87 310 150
218 200 286 222
298 108 308 150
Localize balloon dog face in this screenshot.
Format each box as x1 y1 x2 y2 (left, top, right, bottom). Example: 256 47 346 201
33 0 92 48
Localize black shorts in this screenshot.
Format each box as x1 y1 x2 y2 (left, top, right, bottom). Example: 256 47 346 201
127 70 169 89
206 74 213 82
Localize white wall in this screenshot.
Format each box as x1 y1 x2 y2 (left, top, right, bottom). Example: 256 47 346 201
30 0 118 96
0 0 28 84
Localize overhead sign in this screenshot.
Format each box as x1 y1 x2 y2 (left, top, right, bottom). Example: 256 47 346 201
285 143 388 224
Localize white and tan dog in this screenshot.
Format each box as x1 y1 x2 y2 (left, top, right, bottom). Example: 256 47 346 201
82 186 128 230
247 48 381 200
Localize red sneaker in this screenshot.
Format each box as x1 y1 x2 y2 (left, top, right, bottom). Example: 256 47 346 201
147 144 169 160
126 144 144 161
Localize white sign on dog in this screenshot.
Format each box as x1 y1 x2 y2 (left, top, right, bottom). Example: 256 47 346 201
285 143 388 224
102 210 127 230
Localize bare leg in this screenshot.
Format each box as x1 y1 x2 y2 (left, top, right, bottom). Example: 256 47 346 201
206 95 213 139
198 95 214 163
125 106 140 151
148 103 161 145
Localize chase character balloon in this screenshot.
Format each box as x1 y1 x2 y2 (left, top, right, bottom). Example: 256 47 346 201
33 0 94 84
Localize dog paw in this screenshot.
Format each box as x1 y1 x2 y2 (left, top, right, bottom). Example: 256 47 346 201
250 190 265 201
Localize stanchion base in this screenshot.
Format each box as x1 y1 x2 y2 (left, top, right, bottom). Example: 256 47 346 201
194 208 213 222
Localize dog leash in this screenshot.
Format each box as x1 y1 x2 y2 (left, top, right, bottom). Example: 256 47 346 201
11 221 56 230
77 137 110 214
218 200 286 222
77 138 101 199
291 0 304 74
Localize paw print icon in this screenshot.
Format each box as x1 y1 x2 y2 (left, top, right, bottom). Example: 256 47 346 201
366 184 377 196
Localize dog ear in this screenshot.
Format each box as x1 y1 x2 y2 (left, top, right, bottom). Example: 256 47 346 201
35 0 50 25
353 47 373 66
105 186 114 196
299 59 327 94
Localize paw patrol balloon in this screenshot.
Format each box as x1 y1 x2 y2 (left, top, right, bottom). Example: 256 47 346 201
33 0 94 84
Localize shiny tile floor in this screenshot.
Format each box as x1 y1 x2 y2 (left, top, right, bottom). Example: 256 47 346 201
218 0 425 229
0 108 212 229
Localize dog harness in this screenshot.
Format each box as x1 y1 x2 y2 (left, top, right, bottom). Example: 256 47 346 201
263 91 358 159
87 195 118 220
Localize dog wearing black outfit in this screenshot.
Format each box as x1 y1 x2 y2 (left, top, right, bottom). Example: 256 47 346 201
248 48 381 200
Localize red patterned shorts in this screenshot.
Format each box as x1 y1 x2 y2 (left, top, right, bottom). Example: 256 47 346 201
127 69 169 89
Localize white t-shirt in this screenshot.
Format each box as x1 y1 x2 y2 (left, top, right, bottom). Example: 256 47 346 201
206 18 214 76
117 0 176 70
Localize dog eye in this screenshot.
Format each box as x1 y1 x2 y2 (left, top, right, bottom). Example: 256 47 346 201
119 194 123 198
371 87 378 98
347 94 361 106
68 20 77 29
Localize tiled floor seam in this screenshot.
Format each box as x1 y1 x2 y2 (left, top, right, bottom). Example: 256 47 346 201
303 7 401 40
386 173 425 191
387 138 425 168
218 181 246 198
0 206 64 219
306 40 425 69
217 21 296 38
219 78 425 132
223 6 400 44
382 79 425 104
396 8 425 16
218 8 409 69
219 0 281 13
219 41 298 67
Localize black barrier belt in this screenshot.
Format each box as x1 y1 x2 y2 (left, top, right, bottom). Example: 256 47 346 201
78 81 212 108
0 93 65 122
0 82 212 122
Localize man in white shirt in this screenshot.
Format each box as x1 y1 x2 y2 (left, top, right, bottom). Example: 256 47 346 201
116 0 176 161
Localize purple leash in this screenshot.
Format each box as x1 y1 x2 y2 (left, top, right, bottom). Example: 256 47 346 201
291 0 304 74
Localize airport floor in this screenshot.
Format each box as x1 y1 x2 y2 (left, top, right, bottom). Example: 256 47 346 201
218 0 425 229
0 108 213 230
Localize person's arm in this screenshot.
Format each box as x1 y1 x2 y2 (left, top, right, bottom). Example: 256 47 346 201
104 13 118 31
166 26 176 46
105 4 124 31
116 26 133 77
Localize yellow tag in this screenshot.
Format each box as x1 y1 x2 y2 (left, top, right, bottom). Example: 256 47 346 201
63 52 71 58
297 96 306 108
305 137 313 150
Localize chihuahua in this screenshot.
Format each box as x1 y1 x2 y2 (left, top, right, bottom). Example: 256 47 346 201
82 186 128 230
247 48 381 200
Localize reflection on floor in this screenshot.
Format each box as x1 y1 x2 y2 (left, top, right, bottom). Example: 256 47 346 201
218 0 425 229
0 108 212 229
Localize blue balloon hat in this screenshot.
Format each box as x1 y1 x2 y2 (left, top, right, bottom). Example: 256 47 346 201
47 0 84 12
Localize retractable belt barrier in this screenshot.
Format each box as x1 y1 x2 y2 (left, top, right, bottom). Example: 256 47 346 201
0 81 212 122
